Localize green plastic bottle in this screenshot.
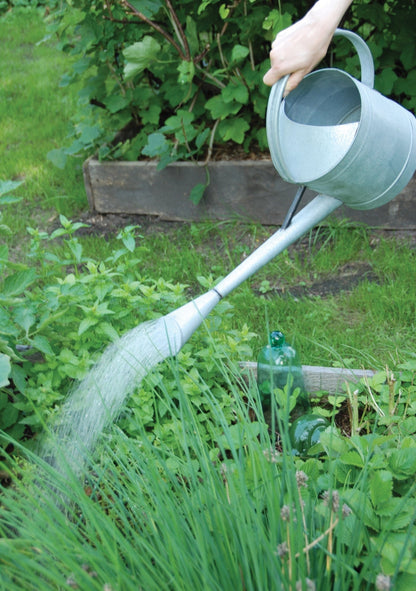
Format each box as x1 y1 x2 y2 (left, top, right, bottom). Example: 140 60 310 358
257 330 309 418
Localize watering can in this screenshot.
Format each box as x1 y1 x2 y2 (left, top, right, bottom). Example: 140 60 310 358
267 29 416 210
163 29 416 354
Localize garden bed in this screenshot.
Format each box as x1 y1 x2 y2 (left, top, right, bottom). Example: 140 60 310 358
84 158 416 228
240 363 375 395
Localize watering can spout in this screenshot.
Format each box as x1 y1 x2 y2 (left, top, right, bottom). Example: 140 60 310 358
163 290 222 355
163 194 342 355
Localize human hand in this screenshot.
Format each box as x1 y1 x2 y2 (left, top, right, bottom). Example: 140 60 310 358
263 0 352 93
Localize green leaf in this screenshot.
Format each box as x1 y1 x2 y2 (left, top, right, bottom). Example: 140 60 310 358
13 305 36 334
2 269 37 297
78 318 98 336
0 194 22 206
370 470 393 508
0 244 8 262
340 450 365 468
47 148 67 169
189 183 206 205
79 125 101 145
375 67 398 96
0 353 11 388
31 335 54 356
11 365 27 394
128 0 163 18
104 95 129 114
262 10 292 38
185 16 199 53
230 45 249 64
219 3 230 19
218 118 249 143
142 132 169 158
205 95 242 119
0 179 23 197
389 448 416 478
123 36 161 80
97 322 119 342
177 60 195 85
222 82 249 105
1 402 19 429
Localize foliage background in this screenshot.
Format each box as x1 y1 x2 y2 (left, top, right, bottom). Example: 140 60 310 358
41 0 416 174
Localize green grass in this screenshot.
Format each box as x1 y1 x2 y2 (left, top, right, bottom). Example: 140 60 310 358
0 7 85 226
2 353 416 591
1 5 416 370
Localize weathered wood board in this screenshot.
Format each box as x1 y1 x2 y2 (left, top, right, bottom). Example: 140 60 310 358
239 362 376 395
84 157 416 229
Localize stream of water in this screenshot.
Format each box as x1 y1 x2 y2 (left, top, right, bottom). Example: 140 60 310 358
41 317 181 475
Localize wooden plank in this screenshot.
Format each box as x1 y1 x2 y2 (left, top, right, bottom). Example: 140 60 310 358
84 157 416 229
239 362 376 395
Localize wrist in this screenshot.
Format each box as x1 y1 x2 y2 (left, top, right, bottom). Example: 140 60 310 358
307 0 352 34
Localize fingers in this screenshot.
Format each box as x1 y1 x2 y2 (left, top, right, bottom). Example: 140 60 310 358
283 71 307 96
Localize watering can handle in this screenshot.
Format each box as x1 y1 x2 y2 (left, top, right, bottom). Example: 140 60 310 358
333 29 374 88
266 28 375 181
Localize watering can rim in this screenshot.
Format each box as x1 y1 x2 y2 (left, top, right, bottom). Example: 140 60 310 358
266 28 375 184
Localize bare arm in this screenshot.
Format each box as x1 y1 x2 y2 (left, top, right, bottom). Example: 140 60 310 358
263 0 353 92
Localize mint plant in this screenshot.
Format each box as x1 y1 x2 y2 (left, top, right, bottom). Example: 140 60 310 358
0 216 256 451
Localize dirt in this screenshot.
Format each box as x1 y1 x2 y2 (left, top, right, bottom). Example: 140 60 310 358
70 210 416 300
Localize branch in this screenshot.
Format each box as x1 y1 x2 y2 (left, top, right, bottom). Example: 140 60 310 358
165 0 191 60
121 0 187 60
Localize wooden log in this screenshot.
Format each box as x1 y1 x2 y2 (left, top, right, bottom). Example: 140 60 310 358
83 157 416 229
239 362 376 395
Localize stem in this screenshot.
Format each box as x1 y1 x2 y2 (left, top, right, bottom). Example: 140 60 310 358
286 522 292 586
200 119 220 166
295 517 339 558
165 0 191 60
216 32 228 69
122 0 187 60
194 62 226 89
298 489 311 575
387 368 396 416
346 384 360 435
326 512 334 572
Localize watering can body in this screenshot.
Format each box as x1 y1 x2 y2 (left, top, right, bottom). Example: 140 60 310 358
267 29 416 210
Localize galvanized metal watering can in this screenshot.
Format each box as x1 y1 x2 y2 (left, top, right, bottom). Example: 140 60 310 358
267 29 416 210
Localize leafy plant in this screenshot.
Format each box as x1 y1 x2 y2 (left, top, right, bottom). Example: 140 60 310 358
1 356 416 590
45 0 415 179
0 216 256 453
0 179 23 236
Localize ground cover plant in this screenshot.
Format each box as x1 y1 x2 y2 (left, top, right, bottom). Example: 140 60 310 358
1 6 416 590
1 356 416 590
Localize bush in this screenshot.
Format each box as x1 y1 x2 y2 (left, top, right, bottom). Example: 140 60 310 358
46 0 415 176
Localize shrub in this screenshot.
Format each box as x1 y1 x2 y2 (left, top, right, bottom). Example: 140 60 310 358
46 0 415 177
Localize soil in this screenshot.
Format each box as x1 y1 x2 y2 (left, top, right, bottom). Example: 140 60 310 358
72 210 416 300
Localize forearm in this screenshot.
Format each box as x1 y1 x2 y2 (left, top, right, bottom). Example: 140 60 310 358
307 0 354 36
263 0 353 89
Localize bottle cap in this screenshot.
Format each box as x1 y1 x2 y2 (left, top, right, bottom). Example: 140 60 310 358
270 331 285 347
